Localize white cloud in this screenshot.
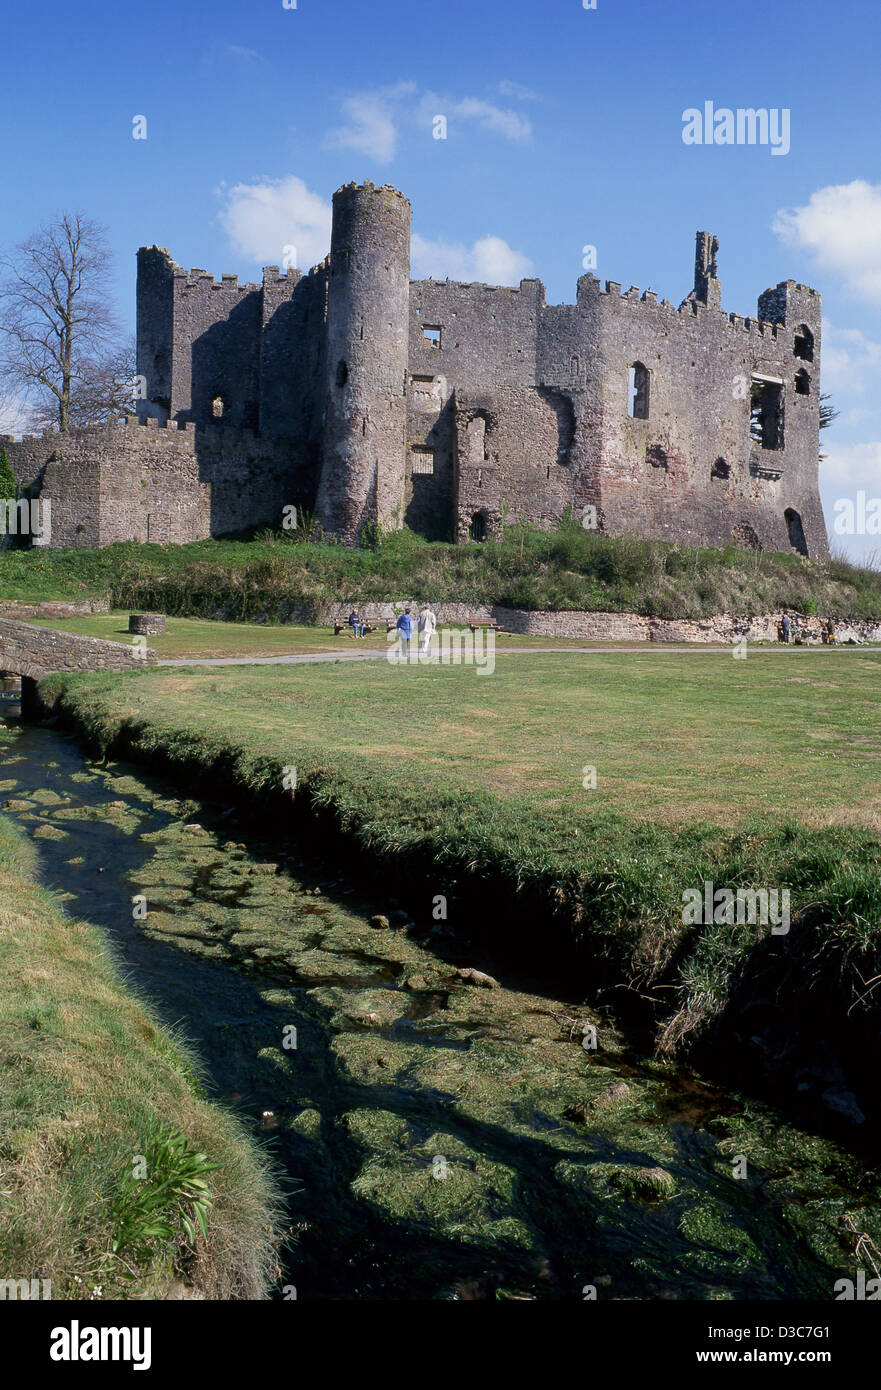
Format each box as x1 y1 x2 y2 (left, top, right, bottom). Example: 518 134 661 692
497 79 542 102
325 82 417 163
773 181 881 303
216 176 332 268
411 233 533 285
449 98 531 142
821 318 881 396
417 90 532 143
820 440 881 490
325 83 533 165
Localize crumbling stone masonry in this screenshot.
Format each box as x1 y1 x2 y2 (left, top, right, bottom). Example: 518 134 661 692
3 181 828 558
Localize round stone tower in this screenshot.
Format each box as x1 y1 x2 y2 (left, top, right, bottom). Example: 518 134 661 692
313 182 411 542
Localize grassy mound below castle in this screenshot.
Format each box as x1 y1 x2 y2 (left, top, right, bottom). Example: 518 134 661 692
2 518 880 622
0 786 282 1300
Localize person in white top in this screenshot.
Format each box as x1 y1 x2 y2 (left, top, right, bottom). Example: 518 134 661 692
418 604 437 655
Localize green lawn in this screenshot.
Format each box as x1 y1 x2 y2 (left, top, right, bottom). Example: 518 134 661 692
49 647 881 829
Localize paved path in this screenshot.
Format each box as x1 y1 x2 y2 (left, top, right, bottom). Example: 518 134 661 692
158 644 881 667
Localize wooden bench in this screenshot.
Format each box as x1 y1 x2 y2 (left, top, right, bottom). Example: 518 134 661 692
468 618 499 633
333 619 379 636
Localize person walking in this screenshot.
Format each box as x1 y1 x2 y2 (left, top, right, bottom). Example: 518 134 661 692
418 603 437 655
396 607 414 660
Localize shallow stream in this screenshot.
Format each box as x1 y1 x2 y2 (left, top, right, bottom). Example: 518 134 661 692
2 716 878 1301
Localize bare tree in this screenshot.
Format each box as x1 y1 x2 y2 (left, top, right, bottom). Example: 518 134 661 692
0 214 120 431
68 338 138 427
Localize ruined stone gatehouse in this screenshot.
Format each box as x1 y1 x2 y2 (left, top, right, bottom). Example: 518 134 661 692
4 181 828 558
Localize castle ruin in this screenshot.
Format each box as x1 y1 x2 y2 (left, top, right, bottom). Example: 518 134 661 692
4 180 828 558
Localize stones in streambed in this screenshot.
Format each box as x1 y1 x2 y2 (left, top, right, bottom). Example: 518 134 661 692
371 915 390 929
454 967 500 990
5 798 34 811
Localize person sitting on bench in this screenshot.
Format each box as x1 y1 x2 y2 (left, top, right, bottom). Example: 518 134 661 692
348 607 365 638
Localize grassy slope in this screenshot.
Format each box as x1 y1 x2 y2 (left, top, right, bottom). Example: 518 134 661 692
2 521 880 620
39 654 881 1062
0 798 281 1300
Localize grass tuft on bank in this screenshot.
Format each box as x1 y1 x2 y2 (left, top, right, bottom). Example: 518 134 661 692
2 518 880 620
0 803 282 1300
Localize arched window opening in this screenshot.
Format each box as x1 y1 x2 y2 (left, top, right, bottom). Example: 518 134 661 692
785 507 808 556
469 512 487 542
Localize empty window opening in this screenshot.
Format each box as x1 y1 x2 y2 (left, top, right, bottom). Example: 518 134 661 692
711 457 730 480
750 378 784 450
793 326 814 362
469 512 487 542
646 444 668 470
211 396 225 418
336 359 348 388
628 363 650 419
422 325 442 347
795 369 811 396
785 507 808 557
410 448 435 476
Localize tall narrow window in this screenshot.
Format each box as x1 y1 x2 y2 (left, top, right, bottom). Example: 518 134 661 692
793 325 814 362
750 377 784 450
628 363 650 419
795 369 811 396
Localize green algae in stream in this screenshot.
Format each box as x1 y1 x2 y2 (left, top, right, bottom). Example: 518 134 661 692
26 736 871 1298
33 823 68 841
29 788 69 807
345 1107 535 1251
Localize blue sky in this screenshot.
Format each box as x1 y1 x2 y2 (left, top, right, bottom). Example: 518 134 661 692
2 0 879 556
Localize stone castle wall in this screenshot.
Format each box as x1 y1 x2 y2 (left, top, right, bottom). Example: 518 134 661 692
2 182 829 562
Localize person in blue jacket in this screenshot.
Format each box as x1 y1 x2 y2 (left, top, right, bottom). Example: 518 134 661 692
396 607 414 660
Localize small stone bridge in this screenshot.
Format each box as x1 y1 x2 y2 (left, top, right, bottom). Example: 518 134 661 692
0 617 156 718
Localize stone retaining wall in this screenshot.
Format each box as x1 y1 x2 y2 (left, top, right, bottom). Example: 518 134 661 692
0 618 157 680
318 604 881 644
0 599 110 619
